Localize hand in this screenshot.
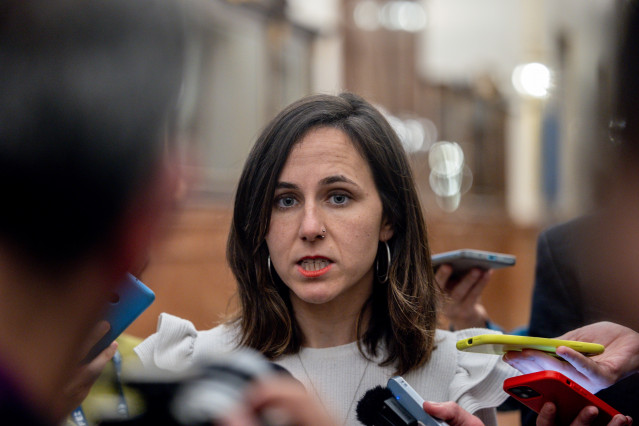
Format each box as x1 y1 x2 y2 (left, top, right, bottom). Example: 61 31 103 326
436 265 492 330
422 400 485 426
536 402 632 426
55 321 117 419
222 376 337 426
504 322 639 393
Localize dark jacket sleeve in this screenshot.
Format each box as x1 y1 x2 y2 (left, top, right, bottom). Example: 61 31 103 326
528 222 585 338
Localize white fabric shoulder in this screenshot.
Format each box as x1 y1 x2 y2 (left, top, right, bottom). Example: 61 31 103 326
447 327 519 415
276 329 517 426
134 312 240 372
403 328 517 426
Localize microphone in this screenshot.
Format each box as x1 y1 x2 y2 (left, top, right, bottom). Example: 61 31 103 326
355 386 418 426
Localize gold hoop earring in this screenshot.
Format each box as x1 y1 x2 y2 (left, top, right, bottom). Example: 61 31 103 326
376 241 391 283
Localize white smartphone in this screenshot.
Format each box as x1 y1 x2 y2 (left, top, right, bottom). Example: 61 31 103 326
432 249 516 279
387 376 446 426
83 273 155 362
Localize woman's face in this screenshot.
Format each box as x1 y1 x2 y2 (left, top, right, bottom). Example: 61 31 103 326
265 127 393 309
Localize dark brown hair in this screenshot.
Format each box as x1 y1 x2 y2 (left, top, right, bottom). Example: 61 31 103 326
226 92 439 374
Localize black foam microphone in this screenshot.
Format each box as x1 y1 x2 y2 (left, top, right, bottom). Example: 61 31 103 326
355 386 418 426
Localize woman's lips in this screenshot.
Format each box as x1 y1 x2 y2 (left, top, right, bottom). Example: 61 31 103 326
297 257 332 278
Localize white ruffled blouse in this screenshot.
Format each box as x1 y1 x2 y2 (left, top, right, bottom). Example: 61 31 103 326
135 313 518 426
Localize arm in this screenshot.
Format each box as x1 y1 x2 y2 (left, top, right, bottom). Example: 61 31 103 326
504 322 639 394
529 227 583 338
57 322 117 420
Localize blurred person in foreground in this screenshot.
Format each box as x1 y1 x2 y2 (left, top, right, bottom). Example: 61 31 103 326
0 0 183 425
0 1 336 425
0 0 184 423
422 0 639 424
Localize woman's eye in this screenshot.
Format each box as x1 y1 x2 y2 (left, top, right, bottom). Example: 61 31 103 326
276 196 297 208
329 194 350 205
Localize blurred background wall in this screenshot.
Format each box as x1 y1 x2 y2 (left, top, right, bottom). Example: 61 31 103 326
129 0 621 379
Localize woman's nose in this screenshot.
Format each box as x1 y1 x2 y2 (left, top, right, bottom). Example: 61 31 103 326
298 204 326 242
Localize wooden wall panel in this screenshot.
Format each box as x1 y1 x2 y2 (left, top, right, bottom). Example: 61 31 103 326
127 200 238 338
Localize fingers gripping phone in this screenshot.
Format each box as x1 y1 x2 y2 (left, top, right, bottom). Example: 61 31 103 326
387 376 446 426
432 249 516 280
84 273 155 362
504 371 622 426
456 334 605 356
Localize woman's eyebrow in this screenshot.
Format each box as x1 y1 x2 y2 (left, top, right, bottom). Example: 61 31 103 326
275 175 359 189
319 175 358 187
274 182 299 190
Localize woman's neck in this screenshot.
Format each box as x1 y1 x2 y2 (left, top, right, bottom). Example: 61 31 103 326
293 298 371 348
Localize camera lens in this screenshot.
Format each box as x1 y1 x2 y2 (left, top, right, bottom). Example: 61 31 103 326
510 386 540 399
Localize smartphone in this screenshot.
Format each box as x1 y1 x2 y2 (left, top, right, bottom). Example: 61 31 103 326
456 334 605 356
83 273 155 362
431 249 516 279
504 371 621 425
387 376 446 426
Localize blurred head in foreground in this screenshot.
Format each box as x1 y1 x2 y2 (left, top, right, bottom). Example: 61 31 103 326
0 0 185 422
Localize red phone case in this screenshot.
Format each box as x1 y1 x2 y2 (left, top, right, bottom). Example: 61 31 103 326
504 371 621 426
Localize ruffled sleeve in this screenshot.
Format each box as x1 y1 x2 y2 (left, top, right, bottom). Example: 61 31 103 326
134 313 199 371
449 328 520 415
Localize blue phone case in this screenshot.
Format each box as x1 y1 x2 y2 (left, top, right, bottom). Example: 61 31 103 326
84 273 155 362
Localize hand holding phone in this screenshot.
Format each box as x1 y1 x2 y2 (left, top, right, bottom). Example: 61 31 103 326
83 273 155 362
435 262 493 330
387 376 446 426
504 371 622 426
456 334 605 356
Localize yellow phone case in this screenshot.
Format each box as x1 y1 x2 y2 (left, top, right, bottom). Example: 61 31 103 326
455 334 604 356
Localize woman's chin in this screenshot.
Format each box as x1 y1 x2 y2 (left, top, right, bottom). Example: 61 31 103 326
290 287 336 306
297 293 335 305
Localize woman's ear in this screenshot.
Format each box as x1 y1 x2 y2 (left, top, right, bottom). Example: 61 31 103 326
379 217 394 242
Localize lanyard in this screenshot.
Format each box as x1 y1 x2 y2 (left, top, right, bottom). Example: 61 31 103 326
70 349 128 426
70 407 89 426
112 350 128 417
